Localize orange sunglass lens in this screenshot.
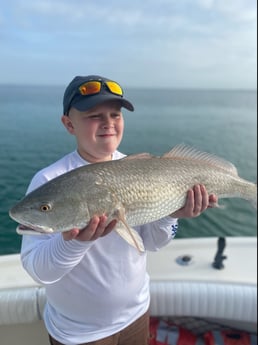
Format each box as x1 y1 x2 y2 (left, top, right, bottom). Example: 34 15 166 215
79 81 101 95
106 81 123 95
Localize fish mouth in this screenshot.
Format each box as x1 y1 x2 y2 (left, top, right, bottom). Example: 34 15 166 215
16 224 54 235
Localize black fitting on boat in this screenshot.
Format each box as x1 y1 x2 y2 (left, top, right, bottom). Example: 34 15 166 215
212 237 227 269
176 255 193 266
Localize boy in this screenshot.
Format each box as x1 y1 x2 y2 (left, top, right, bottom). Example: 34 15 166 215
20 75 217 345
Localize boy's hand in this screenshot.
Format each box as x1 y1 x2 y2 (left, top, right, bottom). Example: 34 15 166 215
62 215 117 241
171 184 218 219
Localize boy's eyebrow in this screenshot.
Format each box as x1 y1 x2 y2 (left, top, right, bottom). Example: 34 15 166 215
85 110 122 116
81 111 101 117
87 112 102 116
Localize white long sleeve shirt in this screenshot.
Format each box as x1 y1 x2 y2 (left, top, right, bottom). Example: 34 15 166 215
20 150 178 344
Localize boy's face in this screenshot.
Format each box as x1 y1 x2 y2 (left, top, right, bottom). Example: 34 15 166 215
62 100 124 163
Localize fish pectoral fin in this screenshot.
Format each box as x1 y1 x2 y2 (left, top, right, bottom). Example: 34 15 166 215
115 223 145 253
113 207 145 253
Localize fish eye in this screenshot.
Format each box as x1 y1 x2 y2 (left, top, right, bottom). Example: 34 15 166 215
40 204 51 212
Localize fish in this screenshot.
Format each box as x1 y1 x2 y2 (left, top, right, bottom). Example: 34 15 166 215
9 144 257 252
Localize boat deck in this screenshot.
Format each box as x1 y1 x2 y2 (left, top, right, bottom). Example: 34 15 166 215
0 237 257 344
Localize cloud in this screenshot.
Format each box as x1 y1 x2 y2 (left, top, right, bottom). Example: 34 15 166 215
0 0 256 88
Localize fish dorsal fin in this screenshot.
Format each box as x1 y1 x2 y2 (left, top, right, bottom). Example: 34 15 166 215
122 153 154 160
162 144 238 176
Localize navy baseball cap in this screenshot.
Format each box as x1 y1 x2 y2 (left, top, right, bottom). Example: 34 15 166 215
63 75 134 115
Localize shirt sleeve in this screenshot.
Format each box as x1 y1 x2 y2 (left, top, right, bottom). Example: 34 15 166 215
137 216 179 252
21 232 94 284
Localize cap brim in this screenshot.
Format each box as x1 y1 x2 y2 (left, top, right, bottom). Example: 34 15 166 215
72 94 134 112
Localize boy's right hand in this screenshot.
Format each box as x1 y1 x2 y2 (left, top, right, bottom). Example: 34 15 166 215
62 215 117 241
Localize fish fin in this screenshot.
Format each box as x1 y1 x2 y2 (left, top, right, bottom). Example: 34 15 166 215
115 223 145 253
162 144 238 176
208 201 226 209
122 153 154 160
113 207 145 253
252 182 257 209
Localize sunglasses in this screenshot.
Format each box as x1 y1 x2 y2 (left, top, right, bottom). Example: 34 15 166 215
65 80 123 115
79 80 123 97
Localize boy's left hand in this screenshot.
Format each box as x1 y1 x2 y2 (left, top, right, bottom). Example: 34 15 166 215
171 184 218 219
62 215 117 242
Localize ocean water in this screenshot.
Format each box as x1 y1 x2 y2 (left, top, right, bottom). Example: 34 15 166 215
0 85 257 255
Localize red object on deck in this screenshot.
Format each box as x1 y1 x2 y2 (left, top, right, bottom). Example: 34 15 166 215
149 317 198 345
204 330 251 345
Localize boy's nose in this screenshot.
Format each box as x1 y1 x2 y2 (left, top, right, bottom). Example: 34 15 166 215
102 116 114 128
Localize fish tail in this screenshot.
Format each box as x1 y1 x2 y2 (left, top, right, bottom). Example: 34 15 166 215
241 181 257 209
208 201 226 209
251 186 257 209
213 181 257 210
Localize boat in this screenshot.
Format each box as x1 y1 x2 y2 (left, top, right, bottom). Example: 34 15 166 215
0 236 257 344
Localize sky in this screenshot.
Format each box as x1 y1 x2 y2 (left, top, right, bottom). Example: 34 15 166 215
0 0 257 89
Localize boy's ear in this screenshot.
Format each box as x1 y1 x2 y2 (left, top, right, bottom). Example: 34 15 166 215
61 115 74 134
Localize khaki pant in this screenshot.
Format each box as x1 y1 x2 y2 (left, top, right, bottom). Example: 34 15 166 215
48 310 150 345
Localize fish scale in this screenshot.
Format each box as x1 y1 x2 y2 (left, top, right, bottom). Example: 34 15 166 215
9 144 257 252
